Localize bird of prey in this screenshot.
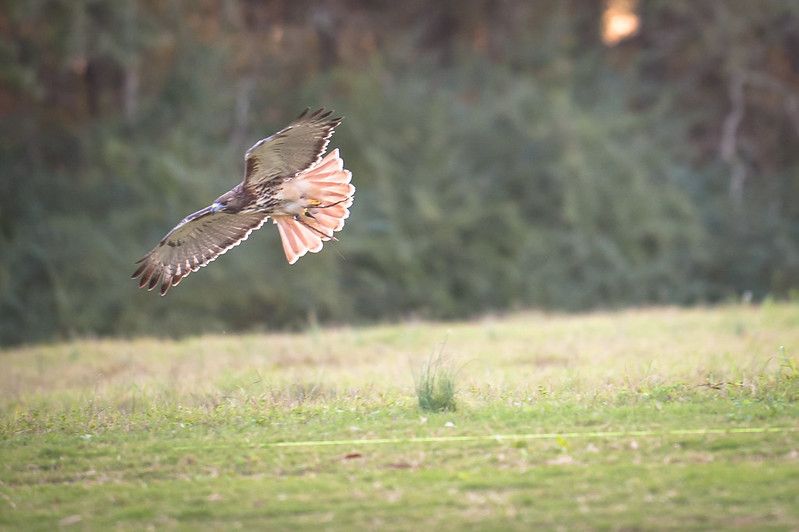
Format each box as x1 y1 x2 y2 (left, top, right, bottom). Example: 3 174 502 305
132 108 354 295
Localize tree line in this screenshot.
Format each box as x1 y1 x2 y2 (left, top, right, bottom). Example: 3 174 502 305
1 0 798 345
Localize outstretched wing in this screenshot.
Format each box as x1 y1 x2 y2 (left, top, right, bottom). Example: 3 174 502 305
132 208 268 295
243 108 342 187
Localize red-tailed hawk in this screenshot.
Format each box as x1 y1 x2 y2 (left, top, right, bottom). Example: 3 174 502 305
132 109 354 295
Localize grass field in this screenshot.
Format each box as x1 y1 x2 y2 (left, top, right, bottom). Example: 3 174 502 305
1 304 798 530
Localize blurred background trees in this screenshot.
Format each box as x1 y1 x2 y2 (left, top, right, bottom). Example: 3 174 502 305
1 0 798 345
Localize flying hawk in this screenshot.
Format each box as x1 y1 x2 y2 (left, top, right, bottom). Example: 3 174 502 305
132 108 354 295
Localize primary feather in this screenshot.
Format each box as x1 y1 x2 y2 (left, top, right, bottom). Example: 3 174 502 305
132 109 354 295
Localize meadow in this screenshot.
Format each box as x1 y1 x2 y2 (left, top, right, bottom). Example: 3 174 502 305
1 304 798 530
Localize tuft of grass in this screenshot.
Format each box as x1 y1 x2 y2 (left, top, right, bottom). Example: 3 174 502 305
779 346 798 381
414 345 458 412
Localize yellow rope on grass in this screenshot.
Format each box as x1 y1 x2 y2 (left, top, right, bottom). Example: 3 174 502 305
260 426 798 449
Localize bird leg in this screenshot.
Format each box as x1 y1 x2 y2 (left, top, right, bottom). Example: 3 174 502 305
313 198 350 210
294 212 338 241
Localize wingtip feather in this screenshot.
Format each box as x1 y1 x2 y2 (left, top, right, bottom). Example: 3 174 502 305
131 263 146 279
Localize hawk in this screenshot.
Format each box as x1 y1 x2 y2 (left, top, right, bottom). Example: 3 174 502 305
132 108 354 295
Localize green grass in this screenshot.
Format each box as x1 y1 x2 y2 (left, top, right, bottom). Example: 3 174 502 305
1 304 798 530
414 347 458 412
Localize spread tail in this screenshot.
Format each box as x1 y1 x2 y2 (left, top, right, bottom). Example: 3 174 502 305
273 149 354 264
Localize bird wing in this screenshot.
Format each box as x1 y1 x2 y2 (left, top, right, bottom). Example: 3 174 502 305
243 108 342 187
132 207 268 295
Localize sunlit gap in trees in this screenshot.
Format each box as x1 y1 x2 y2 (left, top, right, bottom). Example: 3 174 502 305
602 0 640 46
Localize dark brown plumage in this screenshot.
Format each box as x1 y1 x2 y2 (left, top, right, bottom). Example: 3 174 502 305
132 109 354 295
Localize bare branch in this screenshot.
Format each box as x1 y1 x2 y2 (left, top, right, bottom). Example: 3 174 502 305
720 71 746 206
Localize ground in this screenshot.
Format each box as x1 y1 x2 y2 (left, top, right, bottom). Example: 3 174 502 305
1 304 798 530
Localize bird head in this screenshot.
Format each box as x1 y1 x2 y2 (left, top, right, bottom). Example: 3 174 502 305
211 190 238 213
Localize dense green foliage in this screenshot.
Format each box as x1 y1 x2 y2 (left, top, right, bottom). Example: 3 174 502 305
2 1 798 344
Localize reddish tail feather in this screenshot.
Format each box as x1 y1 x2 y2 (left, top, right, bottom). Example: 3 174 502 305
273 149 354 264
